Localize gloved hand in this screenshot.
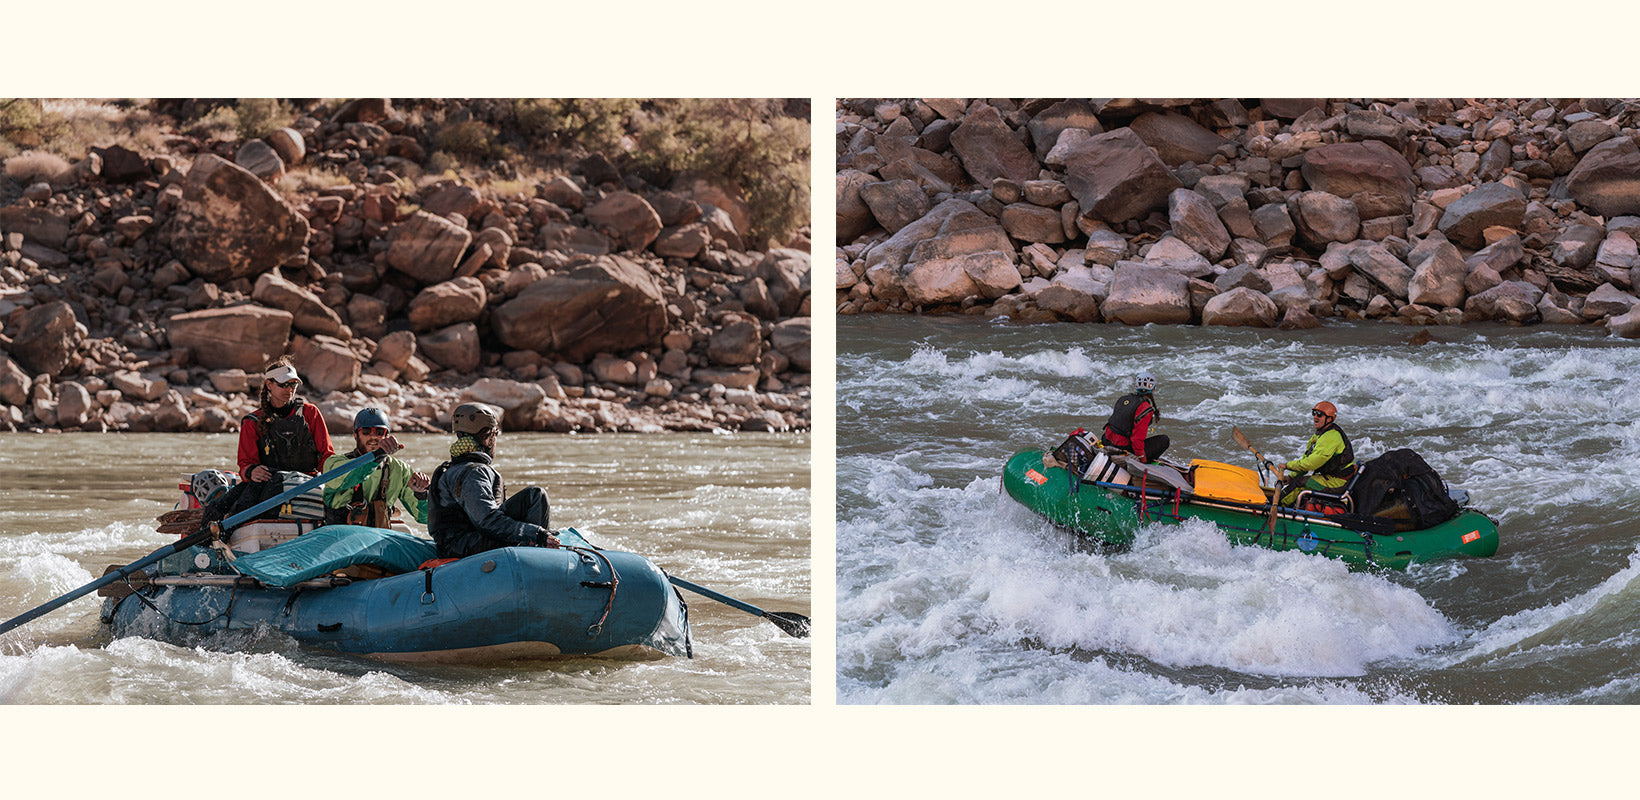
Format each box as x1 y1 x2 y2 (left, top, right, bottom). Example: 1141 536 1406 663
535 531 561 548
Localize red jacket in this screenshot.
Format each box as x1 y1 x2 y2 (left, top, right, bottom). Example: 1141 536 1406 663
237 402 334 480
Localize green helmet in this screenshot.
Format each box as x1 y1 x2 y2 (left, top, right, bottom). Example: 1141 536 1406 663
452 402 501 435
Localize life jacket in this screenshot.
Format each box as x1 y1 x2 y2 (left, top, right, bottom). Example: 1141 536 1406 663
1306 422 1357 482
427 451 500 558
246 400 321 474
1102 393 1158 448
326 450 392 528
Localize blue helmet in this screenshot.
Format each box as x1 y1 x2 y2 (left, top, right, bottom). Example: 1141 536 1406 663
1134 371 1156 394
353 407 390 431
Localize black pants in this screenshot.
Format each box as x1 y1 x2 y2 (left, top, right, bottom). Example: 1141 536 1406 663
504 486 550 530
1101 434 1170 463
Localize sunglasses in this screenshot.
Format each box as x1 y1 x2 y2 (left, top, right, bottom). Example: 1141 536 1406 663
358 427 388 436
1311 411 1328 418
271 379 300 389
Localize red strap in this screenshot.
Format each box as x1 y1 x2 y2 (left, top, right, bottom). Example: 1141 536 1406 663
418 557 459 570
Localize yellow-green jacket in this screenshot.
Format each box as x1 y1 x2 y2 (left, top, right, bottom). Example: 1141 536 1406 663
323 451 429 525
1285 425 1356 490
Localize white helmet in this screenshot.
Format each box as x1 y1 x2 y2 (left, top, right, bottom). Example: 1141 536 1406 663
1134 371 1156 394
190 469 235 506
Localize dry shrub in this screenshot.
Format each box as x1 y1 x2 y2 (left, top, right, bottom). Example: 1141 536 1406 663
236 99 294 140
4 150 71 184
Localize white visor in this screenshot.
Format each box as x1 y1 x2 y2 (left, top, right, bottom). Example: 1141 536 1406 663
265 364 301 384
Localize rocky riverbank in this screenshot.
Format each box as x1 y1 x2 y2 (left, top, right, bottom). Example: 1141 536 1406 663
836 98 1640 336
1 99 811 434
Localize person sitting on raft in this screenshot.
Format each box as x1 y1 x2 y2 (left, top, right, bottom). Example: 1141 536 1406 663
1278 401 1357 505
238 358 333 483
427 402 560 560
323 407 432 529
1101 371 1168 464
207 359 336 522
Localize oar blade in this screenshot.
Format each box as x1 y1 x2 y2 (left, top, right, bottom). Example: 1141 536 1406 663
1231 426 1252 449
765 611 811 638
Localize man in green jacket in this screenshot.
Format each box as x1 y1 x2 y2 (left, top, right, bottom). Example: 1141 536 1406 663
323 408 431 528
1280 401 1357 505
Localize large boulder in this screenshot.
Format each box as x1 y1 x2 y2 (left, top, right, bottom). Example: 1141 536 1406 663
1300 140 1416 220
771 317 811 372
1565 136 1640 218
1026 100 1103 155
407 277 487 331
1000 203 1066 243
460 378 550 430
166 305 293 371
1407 240 1468 309
163 154 310 282
9 301 84 376
291 335 359 394
1288 192 1361 248
1464 281 1542 323
1101 262 1192 325
837 169 880 242
859 179 931 234
1348 242 1413 300
1202 286 1279 327
756 249 811 316
903 250 1019 306
492 255 667 361
1062 128 1183 224
864 198 1012 276
252 271 342 337
0 353 31 406
1128 112 1228 166
1437 182 1527 249
707 318 764 366
949 104 1038 186
585 191 663 252
417 322 482 374
1168 188 1231 260
387 211 473 284
0 206 71 250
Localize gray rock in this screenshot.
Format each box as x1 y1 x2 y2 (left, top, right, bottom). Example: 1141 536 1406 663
1552 224 1605 269
252 270 343 337
1061 128 1183 224
1288 191 1361 249
1215 263 1272 294
903 250 1019 306
1609 305 1640 338
1566 120 1617 153
1464 280 1542 323
1566 136 1640 218
1102 262 1192 325
1580 283 1640 319
1251 203 1296 248
1001 203 1066 243
1299 140 1415 220
1026 100 1104 155
1437 182 1527 249
1128 112 1228 166
163 154 309 283
407 277 487 331
1408 240 1468 309
1202 286 1279 327
836 169 878 243
1168 188 1231 260
1141 236 1213 279
949 104 1039 186
859 180 931 235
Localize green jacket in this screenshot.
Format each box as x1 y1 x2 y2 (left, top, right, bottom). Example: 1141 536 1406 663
1286 428 1352 489
323 451 429 524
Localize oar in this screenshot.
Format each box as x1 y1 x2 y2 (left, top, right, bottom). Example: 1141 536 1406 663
1231 426 1282 536
666 575 810 638
0 450 384 637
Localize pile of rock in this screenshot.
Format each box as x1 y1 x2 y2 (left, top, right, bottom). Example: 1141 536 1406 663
836 98 1640 337
1 99 811 434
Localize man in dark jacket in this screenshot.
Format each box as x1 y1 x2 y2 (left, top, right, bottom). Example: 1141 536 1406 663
427 402 560 559
1101 371 1168 463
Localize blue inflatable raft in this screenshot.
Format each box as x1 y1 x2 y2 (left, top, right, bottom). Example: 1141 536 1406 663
98 525 692 663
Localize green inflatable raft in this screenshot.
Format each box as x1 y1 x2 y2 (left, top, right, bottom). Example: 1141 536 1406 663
1001 447 1499 571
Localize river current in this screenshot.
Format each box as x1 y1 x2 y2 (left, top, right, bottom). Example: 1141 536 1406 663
0 432 810 704
837 314 1640 704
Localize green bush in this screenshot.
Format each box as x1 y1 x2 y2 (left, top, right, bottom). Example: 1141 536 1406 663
184 106 242 142
236 98 294 140
0 99 68 158
514 98 639 153
628 99 810 248
434 120 495 161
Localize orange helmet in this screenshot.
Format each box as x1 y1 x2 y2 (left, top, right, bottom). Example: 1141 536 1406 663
1312 401 1337 421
